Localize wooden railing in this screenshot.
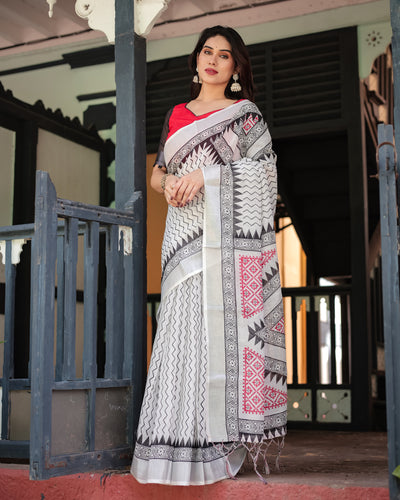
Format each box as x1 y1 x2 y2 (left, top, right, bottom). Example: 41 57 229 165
0 223 33 458
28 170 143 479
282 285 351 387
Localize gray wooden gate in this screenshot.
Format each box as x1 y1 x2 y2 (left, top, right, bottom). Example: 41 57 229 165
30 170 143 479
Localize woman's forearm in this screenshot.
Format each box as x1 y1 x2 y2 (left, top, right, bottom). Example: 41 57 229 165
150 165 167 194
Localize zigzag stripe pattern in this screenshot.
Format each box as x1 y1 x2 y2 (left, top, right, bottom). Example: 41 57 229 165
161 202 204 271
136 274 209 453
161 133 237 272
231 159 278 238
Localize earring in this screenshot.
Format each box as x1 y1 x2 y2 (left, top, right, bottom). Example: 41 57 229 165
193 67 202 84
230 73 242 92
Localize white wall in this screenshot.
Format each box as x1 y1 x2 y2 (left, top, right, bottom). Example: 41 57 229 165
0 127 16 227
37 129 100 205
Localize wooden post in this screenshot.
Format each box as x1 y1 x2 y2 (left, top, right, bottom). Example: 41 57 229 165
387 1 400 497
30 171 58 480
392 0 400 166
340 28 372 429
114 0 147 443
378 124 400 499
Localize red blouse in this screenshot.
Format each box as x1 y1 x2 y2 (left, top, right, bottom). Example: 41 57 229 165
154 100 244 168
166 101 243 140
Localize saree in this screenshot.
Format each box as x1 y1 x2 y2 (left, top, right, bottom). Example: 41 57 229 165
131 100 287 485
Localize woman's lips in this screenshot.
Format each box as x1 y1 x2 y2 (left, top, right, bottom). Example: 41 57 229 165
205 68 218 75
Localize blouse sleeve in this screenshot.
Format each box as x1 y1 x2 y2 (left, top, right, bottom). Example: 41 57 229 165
239 103 277 170
154 108 173 168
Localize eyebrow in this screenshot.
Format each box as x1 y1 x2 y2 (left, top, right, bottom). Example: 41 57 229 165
203 45 232 53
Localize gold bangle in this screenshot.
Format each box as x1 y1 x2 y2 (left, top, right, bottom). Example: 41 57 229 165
160 173 171 191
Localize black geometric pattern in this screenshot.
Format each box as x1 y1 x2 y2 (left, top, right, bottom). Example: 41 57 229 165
231 158 277 239
247 318 285 349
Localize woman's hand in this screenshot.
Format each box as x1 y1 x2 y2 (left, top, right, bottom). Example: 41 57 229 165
170 169 204 207
164 175 180 207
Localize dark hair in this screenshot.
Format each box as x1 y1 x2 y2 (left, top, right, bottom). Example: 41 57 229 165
188 26 254 101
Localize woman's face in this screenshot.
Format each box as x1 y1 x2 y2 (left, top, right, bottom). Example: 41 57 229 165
197 35 237 89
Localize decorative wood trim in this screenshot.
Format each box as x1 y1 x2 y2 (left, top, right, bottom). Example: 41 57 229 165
0 82 104 150
0 59 65 77
75 0 115 43
62 45 114 68
77 90 116 102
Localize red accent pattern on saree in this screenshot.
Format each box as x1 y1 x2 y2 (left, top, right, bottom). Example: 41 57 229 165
243 348 264 414
242 114 259 135
239 250 276 319
272 317 285 334
264 386 287 410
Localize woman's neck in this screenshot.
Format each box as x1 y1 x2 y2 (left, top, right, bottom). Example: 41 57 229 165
196 84 230 103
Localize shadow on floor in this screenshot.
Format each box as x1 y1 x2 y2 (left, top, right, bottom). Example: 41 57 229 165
239 430 388 488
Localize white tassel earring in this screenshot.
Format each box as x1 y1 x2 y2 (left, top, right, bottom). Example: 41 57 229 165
193 67 202 84
230 73 242 92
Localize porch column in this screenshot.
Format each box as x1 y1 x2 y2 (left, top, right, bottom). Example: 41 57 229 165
341 29 373 430
383 1 400 497
114 0 147 440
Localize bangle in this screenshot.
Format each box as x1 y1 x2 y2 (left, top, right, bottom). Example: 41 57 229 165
160 173 171 191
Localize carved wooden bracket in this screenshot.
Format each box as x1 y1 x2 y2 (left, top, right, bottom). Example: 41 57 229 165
46 0 57 18
134 0 171 37
73 0 171 42
0 239 28 266
75 0 115 42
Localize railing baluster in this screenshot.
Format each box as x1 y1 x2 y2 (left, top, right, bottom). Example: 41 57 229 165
341 294 351 384
83 221 99 452
309 295 319 384
291 297 299 385
1 241 16 439
55 234 65 381
83 221 99 380
329 294 337 384
105 225 124 379
62 217 79 380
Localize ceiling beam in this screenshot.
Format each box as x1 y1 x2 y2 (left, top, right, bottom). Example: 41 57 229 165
0 3 53 37
48 3 88 28
187 0 215 12
0 19 23 44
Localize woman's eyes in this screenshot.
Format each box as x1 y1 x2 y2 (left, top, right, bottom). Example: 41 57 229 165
203 50 229 59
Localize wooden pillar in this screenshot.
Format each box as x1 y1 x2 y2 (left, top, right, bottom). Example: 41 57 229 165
339 29 372 430
378 125 400 500
382 2 400 497
114 1 147 442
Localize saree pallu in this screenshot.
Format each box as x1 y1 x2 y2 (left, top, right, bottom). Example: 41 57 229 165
131 100 287 485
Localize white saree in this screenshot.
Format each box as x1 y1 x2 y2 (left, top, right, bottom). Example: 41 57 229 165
131 100 287 485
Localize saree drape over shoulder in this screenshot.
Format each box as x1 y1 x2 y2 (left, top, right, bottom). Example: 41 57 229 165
131 100 287 486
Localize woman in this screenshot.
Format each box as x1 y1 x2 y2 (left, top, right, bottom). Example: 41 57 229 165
131 25 287 486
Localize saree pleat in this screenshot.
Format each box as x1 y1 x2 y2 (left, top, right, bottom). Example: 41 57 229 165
131 100 286 485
